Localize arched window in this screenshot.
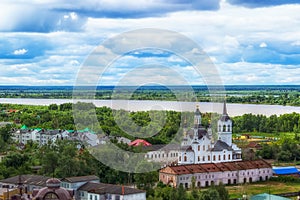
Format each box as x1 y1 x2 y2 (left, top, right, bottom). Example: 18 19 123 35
223 154 226 160
218 155 221 161
198 145 200 151
228 154 231 160
184 156 187 162
198 156 200 161
179 156 181 161
203 156 205 161
208 155 210 161
227 125 231 132
223 125 226 132
213 155 216 161
43 192 59 200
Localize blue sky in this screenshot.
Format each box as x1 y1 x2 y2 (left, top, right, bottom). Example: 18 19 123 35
0 0 300 85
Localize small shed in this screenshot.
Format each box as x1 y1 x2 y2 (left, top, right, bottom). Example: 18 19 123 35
273 166 300 177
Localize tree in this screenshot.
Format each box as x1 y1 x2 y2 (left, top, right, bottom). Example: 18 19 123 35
215 183 229 200
176 184 187 200
190 176 199 200
48 104 58 110
199 187 220 200
0 124 12 143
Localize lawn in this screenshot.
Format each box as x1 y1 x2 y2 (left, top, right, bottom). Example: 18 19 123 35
227 181 300 199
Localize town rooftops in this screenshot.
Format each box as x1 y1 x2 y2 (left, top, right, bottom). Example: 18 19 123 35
60 175 99 183
0 175 50 187
160 160 271 175
78 182 145 195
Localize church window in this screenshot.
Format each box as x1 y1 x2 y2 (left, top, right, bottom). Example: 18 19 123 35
228 154 231 160
223 125 226 132
203 145 205 151
223 154 226 160
218 155 221 161
198 156 200 161
179 156 181 161
208 155 210 161
198 145 200 151
227 125 231 132
184 156 187 162
203 156 205 161
213 155 216 161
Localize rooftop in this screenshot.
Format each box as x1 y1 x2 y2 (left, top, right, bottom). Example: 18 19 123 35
78 182 145 195
60 175 99 183
273 166 299 175
160 160 271 175
0 175 50 187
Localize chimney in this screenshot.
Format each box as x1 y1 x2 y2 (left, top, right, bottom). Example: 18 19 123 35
122 185 125 195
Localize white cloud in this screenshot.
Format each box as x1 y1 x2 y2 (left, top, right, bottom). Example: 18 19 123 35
259 42 267 48
0 1 300 85
13 48 28 55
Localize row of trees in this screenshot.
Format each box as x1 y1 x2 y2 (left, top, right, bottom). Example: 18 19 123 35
1 103 300 143
148 181 229 200
257 137 300 162
232 112 300 133
1 87 299 105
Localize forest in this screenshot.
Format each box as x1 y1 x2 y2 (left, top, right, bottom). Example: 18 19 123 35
0 85 299 106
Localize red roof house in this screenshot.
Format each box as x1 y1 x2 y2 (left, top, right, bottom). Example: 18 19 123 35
129 139 152 147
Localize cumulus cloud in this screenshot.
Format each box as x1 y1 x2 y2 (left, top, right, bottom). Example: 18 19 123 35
259 42 267 48
226 0 300 8
13 48 28 55
0 1 300 85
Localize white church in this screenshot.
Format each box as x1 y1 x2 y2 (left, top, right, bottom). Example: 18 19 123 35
178 102 242 165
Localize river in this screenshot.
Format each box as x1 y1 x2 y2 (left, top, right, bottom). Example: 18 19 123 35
0 98 299 116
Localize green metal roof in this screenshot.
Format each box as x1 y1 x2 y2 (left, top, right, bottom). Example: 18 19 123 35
250 193 290 200
21 125 28 130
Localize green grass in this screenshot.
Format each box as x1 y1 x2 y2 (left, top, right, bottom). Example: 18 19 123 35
227 181 300 199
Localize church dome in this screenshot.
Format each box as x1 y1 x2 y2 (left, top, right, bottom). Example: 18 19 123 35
32 178 73 200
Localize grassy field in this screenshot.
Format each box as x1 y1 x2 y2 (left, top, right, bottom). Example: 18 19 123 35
227 181 300 199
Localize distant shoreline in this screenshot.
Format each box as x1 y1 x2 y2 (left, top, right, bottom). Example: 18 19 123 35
0 98 299 117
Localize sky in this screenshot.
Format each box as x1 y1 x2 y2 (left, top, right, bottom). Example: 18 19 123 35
0 0 300 86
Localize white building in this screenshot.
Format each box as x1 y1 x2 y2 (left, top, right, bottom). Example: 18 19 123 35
78 182 146 200
178 102 242 165
11 127 100 147
11 128 70 146
159 159 273 188
60 175 100 200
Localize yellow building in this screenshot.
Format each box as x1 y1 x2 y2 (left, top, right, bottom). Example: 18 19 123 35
0 188 19 200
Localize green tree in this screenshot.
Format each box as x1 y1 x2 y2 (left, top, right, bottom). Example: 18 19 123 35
199 187 220 200
215 183 229 200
